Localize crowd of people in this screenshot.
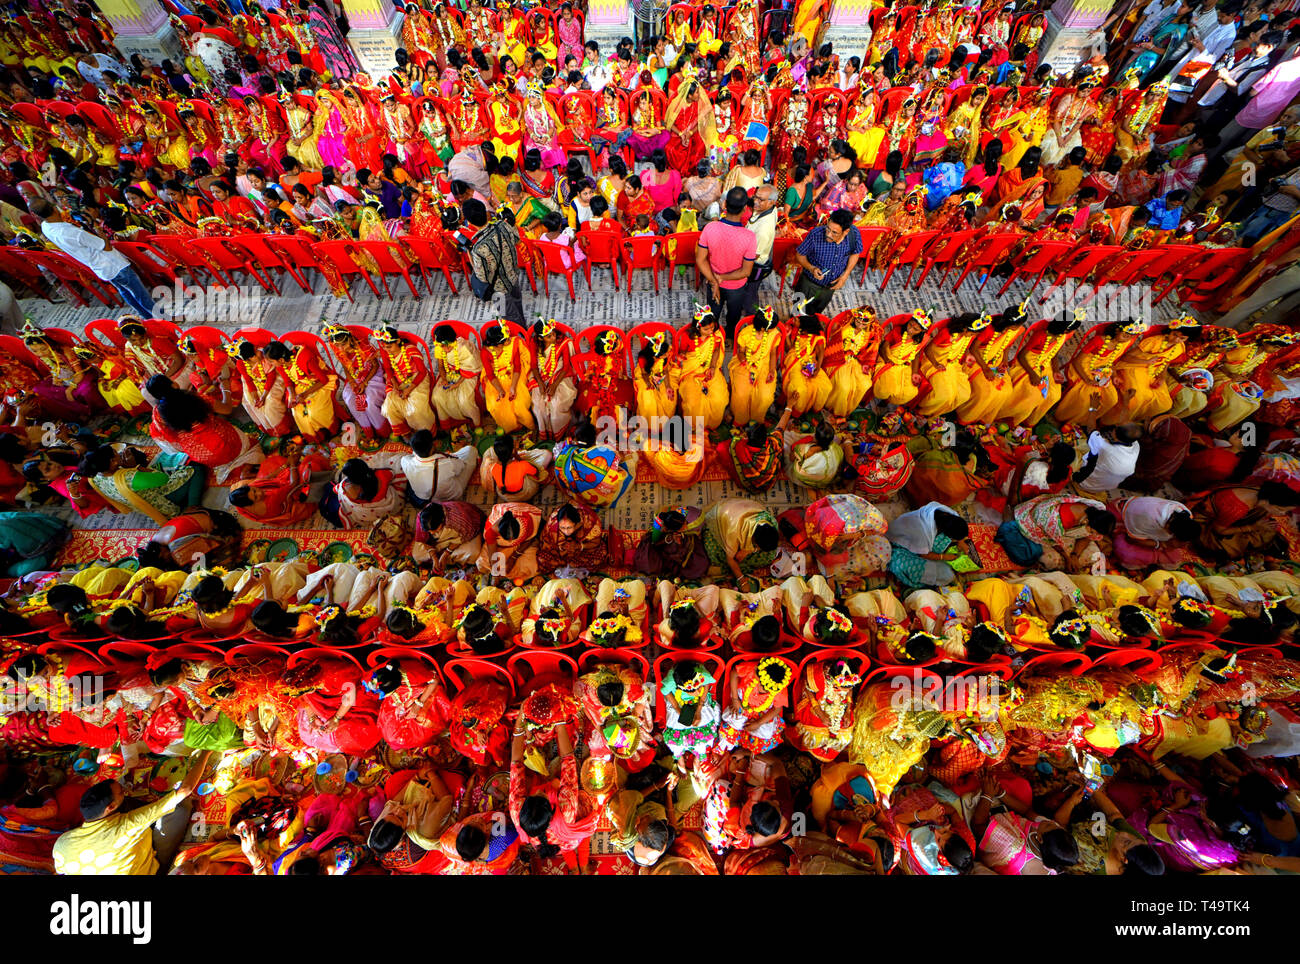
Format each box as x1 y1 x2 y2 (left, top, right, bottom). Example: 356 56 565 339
1 0 1300 322
1 0 1300 878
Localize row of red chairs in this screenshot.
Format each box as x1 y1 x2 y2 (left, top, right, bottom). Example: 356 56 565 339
0 224 1242 319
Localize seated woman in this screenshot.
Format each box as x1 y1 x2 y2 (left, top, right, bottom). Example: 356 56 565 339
797 494 892 580
280 656 382 756
76 445 206 527
716 407 794 493
886 502 974 591
479 433 552 503
701 498 782 581
138 508 244 571
476 502 543 586
536 502 609 574
978 439 1075 515
789 656 863 762
184 571 269 636
147 376 264 484
640 413 706 490
19 324 99 421
368 659 452 751
228 436 324 527
413 500 486 573
999 492 1115 572
660 658 721 768
553 416 634 509
264 340 340 443
1109 495 1200 570
654 586 721 649
904 428 988 508
21 447 109 518
1192 481 1295 562
785 419 845 490
520 578 591 648
634 506 711 580
321 457 407 528
719 656 795 754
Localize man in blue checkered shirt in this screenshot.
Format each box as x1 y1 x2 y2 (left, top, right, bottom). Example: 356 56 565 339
793 209 863 314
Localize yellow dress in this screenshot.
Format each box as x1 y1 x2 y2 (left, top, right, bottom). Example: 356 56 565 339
1054 334 1135 426
826 325 875 418
872 336 923 406
915 328 977 417
1002 327 1073 427
844 101 879 169
956 325 1022 425
783 333 831 416
1102 334 1186 426
96 357 146 413
643 439 708 488
635 355 676 420
1003 106 1049 168
1207 343 1269 433
484 337 535 433
489 101 523 163
675 330 729 430
729 326 782 425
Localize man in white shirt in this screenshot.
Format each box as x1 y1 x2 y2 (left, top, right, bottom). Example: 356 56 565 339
747 184 780 286
1166 5 1238 86
35 201 156 316
1117 496 1198 546
1076 426 1142 493
400 429 479 506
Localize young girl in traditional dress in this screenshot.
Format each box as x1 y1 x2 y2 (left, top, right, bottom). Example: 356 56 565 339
265 340 340 443
529 317 578 442
783 314 832 417
675 305 729 430
634 330 676 421
374 325 437 436
481 320 534 434
323 323 389 441
826 306 882 419
576 329 633 426
872 309 931 407
428 323 483 429
729 305 783 426
233 339 292 436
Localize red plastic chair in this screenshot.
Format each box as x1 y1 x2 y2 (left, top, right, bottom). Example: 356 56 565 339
435 320 480 349
162 641 226 661
992 239 1076 297
225 642 293 665
627 321 678 364
112 240 178 288
98 640 159 667
189 236 280 293
906 227 981 288
1100 244 1197 288
286 646 365 671
1092 648 1164 678
227 233 311 293
143 234 230 288
398 233 466 295
948 231 1031 292
530 238 591 300
663 230 701 291
652 650 724 726
578 647 650 678
0 248 50 294
770 235 803 294
1013 651 1093 678
358 239 423 298
878 229 939 291
576 324 629 364
233 325 277 348
443 657 516 697
506 649 579 689
576 227 625 288
365 647 442 672
1154 247 1248 307
85 317 179 348
25 251 121 307
1037 245 1126 306
620 236 662 293
280 331 337 373
312 240 385 300
263 234 325 293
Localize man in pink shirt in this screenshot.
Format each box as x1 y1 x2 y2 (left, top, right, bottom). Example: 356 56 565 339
695 187 758 337
1214 51 1300 160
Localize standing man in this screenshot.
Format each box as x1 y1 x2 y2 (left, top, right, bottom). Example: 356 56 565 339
747 184 780 288
467 202 527 325
696 186 757 337
34 201 156 316
793 208 862 315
